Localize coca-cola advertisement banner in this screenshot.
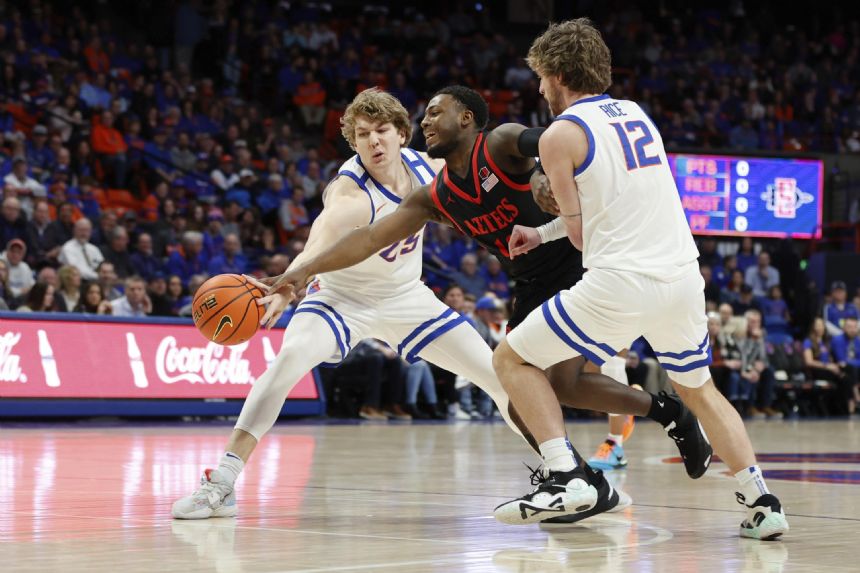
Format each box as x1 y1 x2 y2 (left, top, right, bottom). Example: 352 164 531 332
0 315 319 400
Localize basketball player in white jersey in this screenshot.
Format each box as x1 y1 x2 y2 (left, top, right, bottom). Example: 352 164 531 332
172 89 533 519
492 19 789 540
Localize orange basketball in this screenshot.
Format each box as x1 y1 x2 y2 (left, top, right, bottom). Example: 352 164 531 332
192 274 264 346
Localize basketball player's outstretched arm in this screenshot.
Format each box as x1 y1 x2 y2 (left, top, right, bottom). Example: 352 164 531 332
263 184 439 305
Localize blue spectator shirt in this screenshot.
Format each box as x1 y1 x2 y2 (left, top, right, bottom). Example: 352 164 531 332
166 251 209 285
130 252 163 281
825 303 859 330
803 338 833 364
207 254 248 276
831 334 860 368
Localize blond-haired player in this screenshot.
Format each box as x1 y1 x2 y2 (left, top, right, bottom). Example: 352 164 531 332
172 88 533 519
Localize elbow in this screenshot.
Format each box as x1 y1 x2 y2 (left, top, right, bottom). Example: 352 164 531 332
568 230 583 251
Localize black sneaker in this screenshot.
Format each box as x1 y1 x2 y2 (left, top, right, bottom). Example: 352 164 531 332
494 465 598 525
540 465 632 527
660 391 712 479
738 493 790 540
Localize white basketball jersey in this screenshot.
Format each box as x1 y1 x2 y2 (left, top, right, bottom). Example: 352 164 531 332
316 148 437 298
556 95 700 281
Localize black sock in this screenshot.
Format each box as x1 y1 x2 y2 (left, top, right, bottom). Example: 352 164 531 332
647 393 681 426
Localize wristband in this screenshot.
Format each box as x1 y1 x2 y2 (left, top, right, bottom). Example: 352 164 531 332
536 217 566 244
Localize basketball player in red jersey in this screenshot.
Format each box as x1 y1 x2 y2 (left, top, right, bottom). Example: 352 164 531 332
262 86 712 524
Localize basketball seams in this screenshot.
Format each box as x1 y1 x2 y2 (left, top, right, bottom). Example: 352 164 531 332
218 281 263 344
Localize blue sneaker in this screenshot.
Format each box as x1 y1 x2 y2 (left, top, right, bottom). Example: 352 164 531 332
588 440 628 470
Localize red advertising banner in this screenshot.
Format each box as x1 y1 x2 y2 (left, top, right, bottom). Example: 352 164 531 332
0 317 318 400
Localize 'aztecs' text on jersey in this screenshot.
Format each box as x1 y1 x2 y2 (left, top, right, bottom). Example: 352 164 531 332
429 131 582 283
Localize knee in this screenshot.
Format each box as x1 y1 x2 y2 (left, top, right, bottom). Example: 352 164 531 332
492 340 520 381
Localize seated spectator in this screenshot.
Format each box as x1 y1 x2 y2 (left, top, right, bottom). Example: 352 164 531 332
96 261 122 301
55 265 82 312
824 280 859 337
58 218 104 281
4 160 46 219
278 186 309 234
207 233 248 276
90 110 128 188
165 274 185 315
16 281 55 313
451 253 488 298
44 202 76 257
100 226 134 279
130 232 161 281
707 311 745 412
482 255 510 301
1 238 35 299
25 124 54 179
1 196 28 250
760 285 790 323
739 309 780 418
147 273 173 316
167 231 209 286
25 200 53 266
143 127 175 184
803 317 844 388
110 275 151 318
211 154 239 191
731 284 759 316
224 169 256 209
294 71 327 128
177 274 210 316
74 281 112 314
831 317 860 415
720 269 746 304
744 251 780 297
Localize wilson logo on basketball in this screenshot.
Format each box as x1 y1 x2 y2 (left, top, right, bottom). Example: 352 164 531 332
0 332 26 384
154 336 254 385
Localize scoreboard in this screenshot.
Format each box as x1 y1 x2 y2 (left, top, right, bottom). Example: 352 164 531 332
668 153 823 238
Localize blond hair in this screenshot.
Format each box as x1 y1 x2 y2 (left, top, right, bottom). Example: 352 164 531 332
340 88 412 150
526 18 612 94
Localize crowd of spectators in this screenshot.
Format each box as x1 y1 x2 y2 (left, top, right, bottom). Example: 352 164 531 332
1 1 859 418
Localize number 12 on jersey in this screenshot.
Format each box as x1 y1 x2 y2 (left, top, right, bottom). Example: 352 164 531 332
610 120 661 170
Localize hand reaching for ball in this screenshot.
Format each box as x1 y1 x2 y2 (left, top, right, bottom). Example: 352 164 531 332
243 272 306 329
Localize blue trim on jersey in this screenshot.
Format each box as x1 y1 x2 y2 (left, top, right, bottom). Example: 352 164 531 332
552 294 616 358
405 151 435 183
318 361 343 368
397 308 455 356
541 300 604 366
659 348 713 372
653 332 709 360
572 94 611 106
338 170 376 223
300 300 352 349
356 156 402 204
294 307 347 360
554 114 595 176
405 314 468 363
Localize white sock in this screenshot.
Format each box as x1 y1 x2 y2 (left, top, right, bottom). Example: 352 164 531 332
217 452 245 484
607 433 624 445
735 465 769 503
539 437 577 473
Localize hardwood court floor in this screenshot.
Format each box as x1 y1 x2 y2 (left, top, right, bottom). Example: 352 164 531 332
1 418 859 572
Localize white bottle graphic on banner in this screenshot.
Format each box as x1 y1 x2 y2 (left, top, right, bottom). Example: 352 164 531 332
126 333 149 389
262 336 277 370
37 330 61 387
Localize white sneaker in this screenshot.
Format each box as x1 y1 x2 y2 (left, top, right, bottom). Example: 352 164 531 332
738 493 789 540
453 405 473 420
172 469 237 519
